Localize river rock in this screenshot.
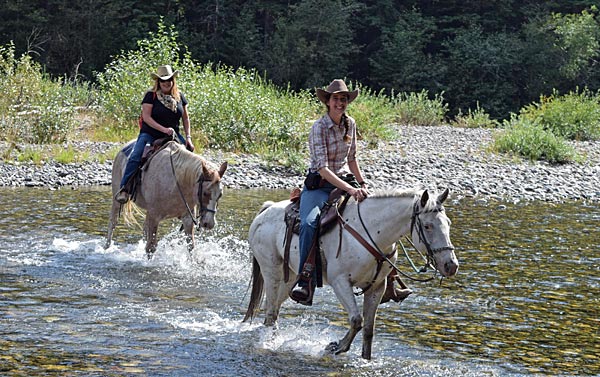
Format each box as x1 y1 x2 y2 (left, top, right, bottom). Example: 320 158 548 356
0 126 598 203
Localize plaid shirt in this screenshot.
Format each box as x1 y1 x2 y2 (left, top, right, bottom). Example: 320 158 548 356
308 114 357 175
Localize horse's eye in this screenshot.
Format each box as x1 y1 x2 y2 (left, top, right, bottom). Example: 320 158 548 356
424 223 433 231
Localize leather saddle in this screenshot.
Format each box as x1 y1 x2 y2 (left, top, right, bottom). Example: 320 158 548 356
282 187 350 283
123 137 173 201
283 186 413 305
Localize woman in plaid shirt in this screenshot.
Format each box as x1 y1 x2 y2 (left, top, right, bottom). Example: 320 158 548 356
290 79 370 304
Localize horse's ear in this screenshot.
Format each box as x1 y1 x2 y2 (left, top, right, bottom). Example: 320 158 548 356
202 162 211 178
437 188 449 205
218 161 228 178
420 190 429 208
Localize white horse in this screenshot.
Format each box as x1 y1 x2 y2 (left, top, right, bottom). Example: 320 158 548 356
105 140 227 257
243 187 459 359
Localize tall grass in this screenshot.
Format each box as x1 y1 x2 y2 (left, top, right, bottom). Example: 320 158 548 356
493 116 578 163
452 102 499 128
519 88 600 141
0 42 92 144
491 89 600 163
393 90 448 127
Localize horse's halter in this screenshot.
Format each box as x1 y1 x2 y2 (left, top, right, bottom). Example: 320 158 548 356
409 200 455 271
169 148 219 228
197 175 218 216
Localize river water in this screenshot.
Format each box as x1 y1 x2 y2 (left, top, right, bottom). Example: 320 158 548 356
0 186 598 376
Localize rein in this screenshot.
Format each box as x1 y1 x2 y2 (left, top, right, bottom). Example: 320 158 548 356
168 147 216 229
336 196 456 293
355 202 435 283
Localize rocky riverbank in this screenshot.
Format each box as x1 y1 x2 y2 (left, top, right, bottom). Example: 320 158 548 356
1 125 599 203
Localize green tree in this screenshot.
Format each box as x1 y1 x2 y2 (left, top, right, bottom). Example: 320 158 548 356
265 0 360 89
369 8 441 94
443 26 522 118
550 7 600 85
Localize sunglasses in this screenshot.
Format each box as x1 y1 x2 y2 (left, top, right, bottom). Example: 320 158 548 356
159 77 173 83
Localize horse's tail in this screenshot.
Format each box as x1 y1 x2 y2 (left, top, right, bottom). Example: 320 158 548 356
121 200 143 229
243 256 264 323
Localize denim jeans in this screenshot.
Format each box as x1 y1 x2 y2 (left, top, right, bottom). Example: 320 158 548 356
119 132 186 189
297 184 335 286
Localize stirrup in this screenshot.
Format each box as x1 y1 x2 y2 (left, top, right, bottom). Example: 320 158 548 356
289 279 314 306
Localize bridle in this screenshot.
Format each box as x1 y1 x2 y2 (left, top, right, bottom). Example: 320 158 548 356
169 149 218 229
408 201 455 271
336 195 454 292
197 176 218 216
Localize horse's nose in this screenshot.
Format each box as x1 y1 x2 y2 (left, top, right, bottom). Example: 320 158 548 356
445 260 459 277
201 216 215 229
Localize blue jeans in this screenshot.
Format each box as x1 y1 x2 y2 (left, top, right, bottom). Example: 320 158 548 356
297 185 335 286
119 132 185 189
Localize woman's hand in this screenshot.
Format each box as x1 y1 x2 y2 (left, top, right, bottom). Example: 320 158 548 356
349 187 368 202
186 139 195 152
164 127 175 137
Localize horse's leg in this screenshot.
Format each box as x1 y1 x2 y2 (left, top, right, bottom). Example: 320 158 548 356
361 280 386 360
262 258 287 326
181 215 195 252
144 215 159 258
105 200 120 249
326 278 363 355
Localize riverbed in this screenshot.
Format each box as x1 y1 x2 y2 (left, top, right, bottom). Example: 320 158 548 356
1 186 598 376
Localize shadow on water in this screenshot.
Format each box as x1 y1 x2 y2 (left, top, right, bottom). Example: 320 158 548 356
0 186 598 376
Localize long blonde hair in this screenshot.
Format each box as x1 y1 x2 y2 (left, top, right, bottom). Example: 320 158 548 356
152 77 181 101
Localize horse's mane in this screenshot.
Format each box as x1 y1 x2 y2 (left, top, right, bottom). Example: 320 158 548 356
167 143 219 185
368 186 441 211
368 186 422 199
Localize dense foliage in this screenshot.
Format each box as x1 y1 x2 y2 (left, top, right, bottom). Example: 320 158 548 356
0 26 449 168
1 1 599 119
95 25 448 165
1 3 599 166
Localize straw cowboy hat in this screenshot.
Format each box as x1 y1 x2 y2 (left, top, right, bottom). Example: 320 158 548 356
316 79 359 104
151 65 179 80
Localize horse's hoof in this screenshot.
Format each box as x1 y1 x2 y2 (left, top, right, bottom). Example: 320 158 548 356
325 341 340 354
146 252 154 260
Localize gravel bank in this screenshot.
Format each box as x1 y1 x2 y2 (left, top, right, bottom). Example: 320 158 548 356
1 126 599 203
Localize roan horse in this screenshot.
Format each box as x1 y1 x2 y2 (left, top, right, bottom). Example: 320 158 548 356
105 140 227 257
243 187 459 359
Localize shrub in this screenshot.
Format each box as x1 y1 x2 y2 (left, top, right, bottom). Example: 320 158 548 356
493 116 577 163
519 89 600 141
349 83 397 142
96 22 189 130
0 42 85 143
392 90 448 126
187 64 316 154
96 22 318 165
452 103 499 128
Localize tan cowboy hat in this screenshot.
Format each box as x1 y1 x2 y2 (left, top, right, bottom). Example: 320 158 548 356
316 79 359 104
151 65 179 80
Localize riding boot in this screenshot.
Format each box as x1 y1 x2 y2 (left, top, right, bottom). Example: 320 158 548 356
380 270 412 304
290 275 314 306
290 229 319 306
115 188 129 204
